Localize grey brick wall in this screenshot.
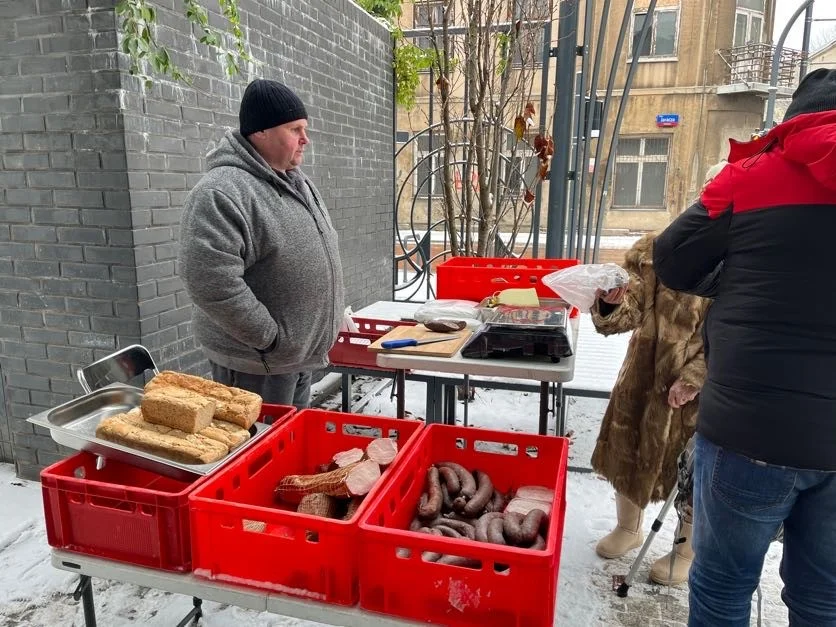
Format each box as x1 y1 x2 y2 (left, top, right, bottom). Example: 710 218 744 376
0 0 394 479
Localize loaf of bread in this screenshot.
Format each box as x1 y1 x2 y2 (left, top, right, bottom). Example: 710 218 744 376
141 386 216 433
200 419 251 449
96 410 229 464
100 407 249 454
145 371 262 428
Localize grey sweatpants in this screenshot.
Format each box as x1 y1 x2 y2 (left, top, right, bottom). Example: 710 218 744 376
210 363 311 421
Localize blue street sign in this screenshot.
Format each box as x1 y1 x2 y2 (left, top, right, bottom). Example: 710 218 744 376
656 114 680 127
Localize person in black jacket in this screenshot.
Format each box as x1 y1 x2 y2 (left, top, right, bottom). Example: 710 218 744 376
653 69 836 627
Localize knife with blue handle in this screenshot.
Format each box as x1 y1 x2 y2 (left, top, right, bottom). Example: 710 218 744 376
381 335 462 350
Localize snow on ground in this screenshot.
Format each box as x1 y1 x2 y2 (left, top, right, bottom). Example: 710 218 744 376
0 380 787 626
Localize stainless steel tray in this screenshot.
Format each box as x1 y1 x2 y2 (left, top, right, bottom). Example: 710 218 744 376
28 384 270 482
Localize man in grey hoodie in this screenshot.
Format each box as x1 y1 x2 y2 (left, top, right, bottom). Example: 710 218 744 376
178 79 344 410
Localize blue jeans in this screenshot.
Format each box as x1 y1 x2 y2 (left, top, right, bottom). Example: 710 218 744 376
689 433 836 627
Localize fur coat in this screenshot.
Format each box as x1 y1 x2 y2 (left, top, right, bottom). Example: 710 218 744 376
590 233 710 508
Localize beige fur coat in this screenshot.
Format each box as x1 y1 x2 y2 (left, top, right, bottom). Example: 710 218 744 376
590 233 710 508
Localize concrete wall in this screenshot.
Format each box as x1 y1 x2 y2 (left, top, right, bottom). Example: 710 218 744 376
0 0 394 478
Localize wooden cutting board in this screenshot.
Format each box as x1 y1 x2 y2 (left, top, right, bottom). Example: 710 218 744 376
368 324 473 358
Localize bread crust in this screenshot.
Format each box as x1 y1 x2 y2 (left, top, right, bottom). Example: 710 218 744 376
145 371 262 428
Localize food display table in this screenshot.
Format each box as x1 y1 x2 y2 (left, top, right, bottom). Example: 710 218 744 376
52 550 424 627
356 301 578 435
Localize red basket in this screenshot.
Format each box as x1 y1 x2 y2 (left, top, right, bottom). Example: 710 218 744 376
328 317 416 370
41 451 198 572
436 256 579 301
358 424 568 627
189 408 424 606
40 403 294 572
256 402 297 424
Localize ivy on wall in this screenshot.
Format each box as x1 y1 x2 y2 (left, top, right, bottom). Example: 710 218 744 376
115 0 252 88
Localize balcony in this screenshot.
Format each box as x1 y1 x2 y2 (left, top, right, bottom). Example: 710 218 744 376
717 43 803 97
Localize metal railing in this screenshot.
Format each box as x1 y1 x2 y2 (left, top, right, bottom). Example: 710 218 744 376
719 43 804 87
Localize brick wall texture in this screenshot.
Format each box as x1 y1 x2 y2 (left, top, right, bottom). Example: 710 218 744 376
0 0 394 479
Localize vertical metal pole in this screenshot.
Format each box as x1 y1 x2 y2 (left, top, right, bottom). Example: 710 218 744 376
583 0 633 262
427 66 434 299
545 0 579 258
532 20 553 259
766 0 814 128
391 53 398 299
591 0 656 262
568 0 596 259
574 0 613 260
799 2 814 81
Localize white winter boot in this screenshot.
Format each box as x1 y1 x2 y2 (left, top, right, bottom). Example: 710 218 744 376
649 521 694 585
596 493 644 559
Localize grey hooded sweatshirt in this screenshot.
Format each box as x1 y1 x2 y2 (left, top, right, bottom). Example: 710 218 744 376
179 130 344 375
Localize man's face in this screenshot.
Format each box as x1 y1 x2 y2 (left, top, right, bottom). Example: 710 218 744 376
251 118 309 172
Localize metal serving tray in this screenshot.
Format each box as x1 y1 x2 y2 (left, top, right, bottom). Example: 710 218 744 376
28 384 270 482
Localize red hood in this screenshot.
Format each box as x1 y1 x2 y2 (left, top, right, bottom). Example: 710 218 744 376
726 110 836 191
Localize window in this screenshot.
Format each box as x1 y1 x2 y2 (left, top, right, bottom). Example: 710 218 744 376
612 137 669 209
512 27 545 67
413 1 444 28
414 1 448 50
415 132 446 196
734 0 764 47
631 9 678 58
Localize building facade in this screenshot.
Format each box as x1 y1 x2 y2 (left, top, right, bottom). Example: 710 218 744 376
396 0 789 242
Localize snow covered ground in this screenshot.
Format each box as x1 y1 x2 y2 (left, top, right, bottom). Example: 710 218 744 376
0 380 788 626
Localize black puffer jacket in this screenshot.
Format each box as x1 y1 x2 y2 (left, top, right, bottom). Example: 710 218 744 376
654 109 836 471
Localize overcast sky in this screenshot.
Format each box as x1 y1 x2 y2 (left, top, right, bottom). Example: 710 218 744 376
773 0 836 51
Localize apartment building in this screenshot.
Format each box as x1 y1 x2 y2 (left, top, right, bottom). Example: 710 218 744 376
396 0 793 250
598 0 786 233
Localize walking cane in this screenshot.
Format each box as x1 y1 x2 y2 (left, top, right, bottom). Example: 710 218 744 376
613 483 680 597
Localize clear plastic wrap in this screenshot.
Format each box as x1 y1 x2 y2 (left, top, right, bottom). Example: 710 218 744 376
413 299 484 330
542 263 629 313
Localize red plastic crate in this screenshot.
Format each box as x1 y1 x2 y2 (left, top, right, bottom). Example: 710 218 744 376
256 402 297 425
328 317 416 370
358 424 568 627
436 256 579 301
189 408 424 606
41 451 199 571
40 403 294 572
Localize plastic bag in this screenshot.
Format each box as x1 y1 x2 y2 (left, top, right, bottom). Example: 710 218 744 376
413 299 484 330
541 263 629 313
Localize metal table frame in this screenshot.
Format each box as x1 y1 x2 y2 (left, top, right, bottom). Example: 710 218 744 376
378 316 578 436
53 550 423 627
328 365 560 430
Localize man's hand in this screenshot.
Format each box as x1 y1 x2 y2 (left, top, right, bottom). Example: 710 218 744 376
596 286 627 305
668 379 699 408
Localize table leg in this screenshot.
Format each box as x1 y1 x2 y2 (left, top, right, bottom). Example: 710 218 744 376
341 373 351 412
539 381 550 435
424 377 442 425
556 383 566 436
395 370 405 418
175 597 203 627
462 375 470 428
444 385 457 425
73 575 96 627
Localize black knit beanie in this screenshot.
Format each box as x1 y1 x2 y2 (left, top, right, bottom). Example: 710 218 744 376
783 68 836 122
239 79 308 136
